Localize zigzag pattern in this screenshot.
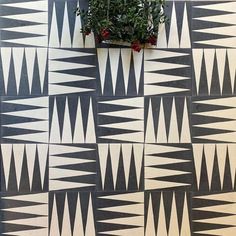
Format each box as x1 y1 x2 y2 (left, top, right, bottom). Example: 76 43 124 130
98 144 144 191
145 144 192 191
97 192 144 236
2 96 48 143
1 144 48 192
144 49 191 96
49 0 95 48
97 48 143 96
49 48 96 96
157 1 191 48
193 144 236 191
145 192 191 236
192 96 236 142
49 144 96 191
49 96 96 143
193 2 236 48
193 49 236 95
98 97 144 143
0 0 48 47
193 192 236 236
145 96 191 143
0 48 48 95
1 193 48 236
49 192 96 236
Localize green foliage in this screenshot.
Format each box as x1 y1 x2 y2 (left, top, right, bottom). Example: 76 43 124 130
77 0 167 47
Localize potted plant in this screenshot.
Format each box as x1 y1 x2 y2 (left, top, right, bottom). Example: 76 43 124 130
77 0 167 52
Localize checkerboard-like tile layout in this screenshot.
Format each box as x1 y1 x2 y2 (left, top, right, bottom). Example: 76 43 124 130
0 0 236 235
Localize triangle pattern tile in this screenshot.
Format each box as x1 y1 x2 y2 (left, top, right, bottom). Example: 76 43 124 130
49 144 96 191
144 49 191 96
193 143 236 191
193 49 236 95
98 97 144 143
49 48 96 96
1 96 49 143
1 192 48 236
157 1 191 48
193 192 236 236
145 96 191 143
192 1 236 48
97 48 144 96
49 192 96 236
145 191 191 236
145 144 192 191
0 0 48 47
1 144 48 192
192 96 236 142
0 48 48 95
96 192 144 236
49 95 96 143
48 0 95 48
97 144 144 191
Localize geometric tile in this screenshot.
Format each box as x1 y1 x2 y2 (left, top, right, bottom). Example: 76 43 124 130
192 96 236 143
98 97 144 143
145 96 191 143
49 192 96 236
1 144 48 192
145 144 192 191
97 48 143 96
193 143 236 191
145 191 191 236
96 192 144 236
193 192 236 236
1 192 48 236
1 96 49 143
0 48 48 95
49 48 96 96
193 49 236 96
0 0 48 47
49 144 96 191
192 1 236 48
48 0 95 48
49 96 96 143
144 49 191 96
97 144 144 191
157 1 192 48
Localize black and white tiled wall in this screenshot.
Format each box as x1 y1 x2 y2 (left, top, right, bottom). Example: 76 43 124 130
0 0 236 235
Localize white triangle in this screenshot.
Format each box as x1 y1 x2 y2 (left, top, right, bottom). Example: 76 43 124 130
1 144 13 190
157 193 168 236
194 97 236 107
13 144 24 190
97 49 109 94
156 99 167 143
194 192 236 202
194 2 236 12
193 144 204 190
122 144 132 189
37 144 48 189
216 144 227 189
216 49 227 94
109 144 121 188
3 108 48 119
85 32 95 48
109 48 120 94
3 228 48 236
121 49 131 94
99 227 144 236
3 204 48 215
145 179 188 190
194 37 236 48
157 23 168 48
180 98 191 143
49 195 60 236
3 216 47 227
168 98 180 143
145 100 156 142
49 3 60 47
145 195 156 236
193 49 204 95
228 144 236 188
85 194 96 236
168 3 180 48
25 48 36 93
99 192 143 203
73 194 85 236
145 144 189 155
100 132 144 143
4 132 48 143
50 168 93 179
50 99 61 143
25 144 37 190
37 48 48 93
62 98 72 143
49 144 92 155
3 36 48 47
169 193 180 236
85 99 96 143
61 2 72 47
133 50 143 93
133 144 144 188
3 96 48 107
180 3 191 48
50 180 94 191
73 98 85 143
61 194 72 236
3 121 48 132
1 48 11 94
99 97 143 108
227 49 236 92
72 11 84 48
180 194 191 236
